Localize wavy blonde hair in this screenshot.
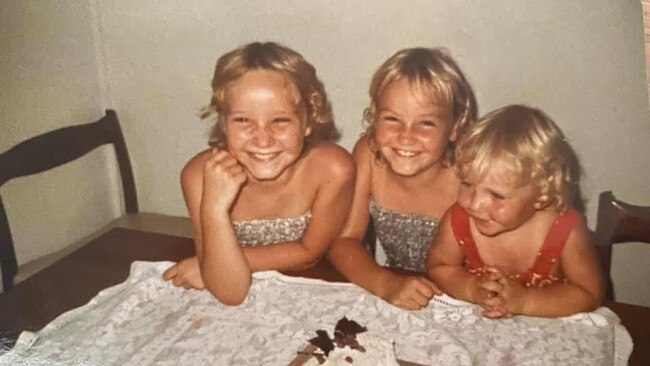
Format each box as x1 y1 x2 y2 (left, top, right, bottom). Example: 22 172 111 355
455 105 582 212
363 47 477 166
202 42 338 148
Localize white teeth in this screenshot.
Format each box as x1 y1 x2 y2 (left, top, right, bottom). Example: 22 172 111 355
395 149 417 157
251 152 278 161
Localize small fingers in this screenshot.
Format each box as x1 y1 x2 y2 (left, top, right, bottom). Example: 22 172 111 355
478 279 503 293
481 294 503 307
389 281 432 310
171 275 183 287
482 309 506 319
481 303 510 318
162 264 178 280
418 277 443 296
394 297 428 311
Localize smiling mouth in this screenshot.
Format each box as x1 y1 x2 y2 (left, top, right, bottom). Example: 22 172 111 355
473 217 493 226
249 152 280 161
394 149 418 157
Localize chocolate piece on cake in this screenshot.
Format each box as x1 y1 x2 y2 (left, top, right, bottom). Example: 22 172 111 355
309 329 335 356
299 317 399 366
333 317 367 352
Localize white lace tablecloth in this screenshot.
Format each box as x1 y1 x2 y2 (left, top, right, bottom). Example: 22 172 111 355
0 261 632 366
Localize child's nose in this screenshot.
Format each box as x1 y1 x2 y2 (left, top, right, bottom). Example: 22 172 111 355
397 125 416 144
464 189 484 212
252 126 274 147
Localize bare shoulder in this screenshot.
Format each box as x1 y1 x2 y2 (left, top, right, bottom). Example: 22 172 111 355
348 136 376 180
304 141 355 179
563 211 592 250
181 148 212 185
351 135 373 164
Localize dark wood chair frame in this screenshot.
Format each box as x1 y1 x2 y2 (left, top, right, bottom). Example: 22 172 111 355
594 190 650 301
0 110 138 291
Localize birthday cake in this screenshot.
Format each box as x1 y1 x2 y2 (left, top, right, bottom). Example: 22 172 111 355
299 317 399 366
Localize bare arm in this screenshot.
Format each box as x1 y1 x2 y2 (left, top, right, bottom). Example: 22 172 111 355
426 210 483 303
186 149 251 305
502 219 604 317
329 138 439 310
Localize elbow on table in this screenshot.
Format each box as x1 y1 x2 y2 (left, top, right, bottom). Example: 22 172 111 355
574 281 604 313
288 242 327 270
584 290 604 313
205 282 251 307
210 288 249 306
295 252 324 271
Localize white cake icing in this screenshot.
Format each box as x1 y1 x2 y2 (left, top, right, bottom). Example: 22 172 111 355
303 332 399 366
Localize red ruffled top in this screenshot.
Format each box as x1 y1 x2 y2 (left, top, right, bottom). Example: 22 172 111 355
450 203 580 287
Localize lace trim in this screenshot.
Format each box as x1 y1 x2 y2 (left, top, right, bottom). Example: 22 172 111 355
0 262 631 366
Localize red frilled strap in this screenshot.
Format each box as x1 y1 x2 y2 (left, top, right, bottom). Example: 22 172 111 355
450 203 581 286
523 207 581 280
450 203 485 270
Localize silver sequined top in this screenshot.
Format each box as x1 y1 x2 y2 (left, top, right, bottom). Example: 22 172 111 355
369 199 440 272
233 212 311 247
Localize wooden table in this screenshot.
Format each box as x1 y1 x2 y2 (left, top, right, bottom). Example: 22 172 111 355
1 228 648 365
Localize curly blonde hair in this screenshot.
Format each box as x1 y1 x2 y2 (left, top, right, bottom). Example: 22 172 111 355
202 42 339 148
455 105 582 212
363 47 477 166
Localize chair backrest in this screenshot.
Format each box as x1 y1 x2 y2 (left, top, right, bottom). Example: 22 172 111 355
594 191 650 301
0 110 138 291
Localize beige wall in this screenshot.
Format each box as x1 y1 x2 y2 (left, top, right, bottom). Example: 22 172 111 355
2 1 649 305
0 1 122 267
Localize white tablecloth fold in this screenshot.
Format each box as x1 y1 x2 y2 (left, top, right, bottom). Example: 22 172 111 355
0 261 632 366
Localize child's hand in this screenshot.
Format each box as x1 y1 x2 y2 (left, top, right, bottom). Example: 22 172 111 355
382 274 442 311
471 267 511 318
202 149 247 212
494 276 528 316
162 256 206 290
469 271 509 318
478 267 528 318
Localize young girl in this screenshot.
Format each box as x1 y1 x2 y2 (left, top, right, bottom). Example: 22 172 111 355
426 105 603 318
163 42 355 305
328 48 477 310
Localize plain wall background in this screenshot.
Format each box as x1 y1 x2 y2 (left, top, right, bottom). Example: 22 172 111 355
2 0 649 305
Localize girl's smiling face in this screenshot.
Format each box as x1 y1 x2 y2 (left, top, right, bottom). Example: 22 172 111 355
457 158 542 237
222 70 310 182
373 79 457 177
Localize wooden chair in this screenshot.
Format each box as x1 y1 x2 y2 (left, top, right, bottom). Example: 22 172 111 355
0 110 138 291
594 191 650 301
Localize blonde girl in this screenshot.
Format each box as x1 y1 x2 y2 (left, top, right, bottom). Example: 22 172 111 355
427 105 603 318
164 42 355 305
329 48 477 310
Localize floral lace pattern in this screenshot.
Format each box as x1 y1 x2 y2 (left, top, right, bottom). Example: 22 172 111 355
1 262 632 366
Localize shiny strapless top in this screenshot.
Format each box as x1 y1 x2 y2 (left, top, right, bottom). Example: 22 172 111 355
369 199 439 272
233 212 311 247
